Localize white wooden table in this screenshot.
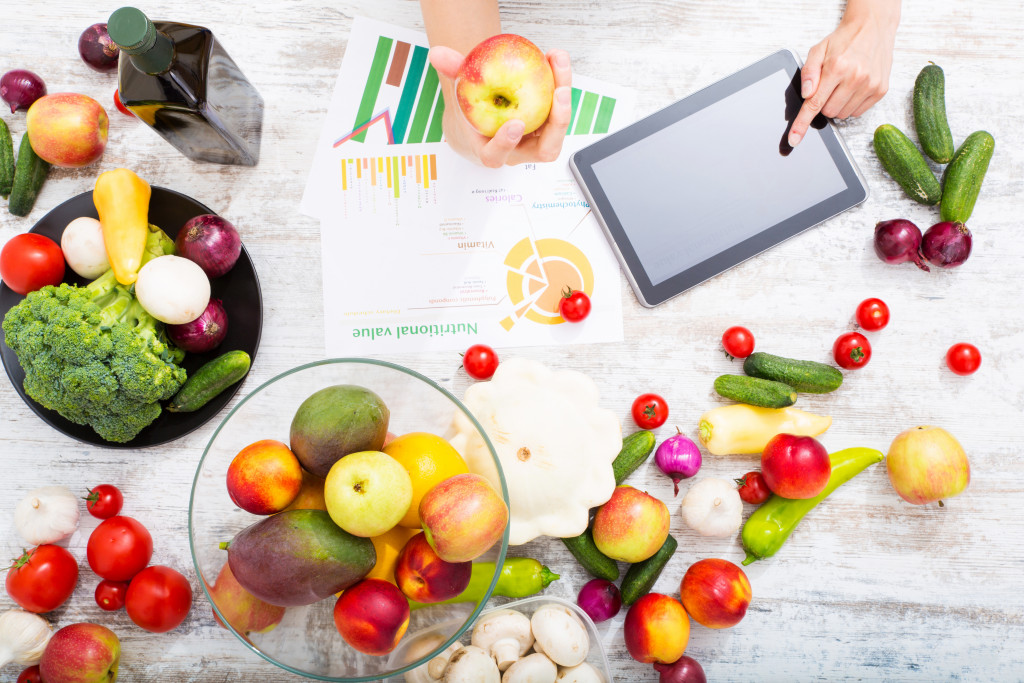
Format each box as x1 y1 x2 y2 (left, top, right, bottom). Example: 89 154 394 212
2 1 1023 680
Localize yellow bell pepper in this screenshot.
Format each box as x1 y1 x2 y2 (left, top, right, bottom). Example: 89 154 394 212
93 168 151 285
698 405 832 455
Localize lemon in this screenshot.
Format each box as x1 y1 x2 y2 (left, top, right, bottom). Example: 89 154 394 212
384 432 469 528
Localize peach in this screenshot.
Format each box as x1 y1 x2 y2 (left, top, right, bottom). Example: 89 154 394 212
333 578 410 656
26 93 108 167
592 485 670 563
207 561 286 637
283 469 328 513
227 439 303 515
419 473 508 563
394 532 472 603
680 558 752 629
623 593 690 664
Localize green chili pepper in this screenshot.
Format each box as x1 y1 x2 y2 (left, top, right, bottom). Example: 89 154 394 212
409 557 559 610
741 447 883 565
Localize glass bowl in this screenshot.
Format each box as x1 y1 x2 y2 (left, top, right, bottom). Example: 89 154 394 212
189 358 509 681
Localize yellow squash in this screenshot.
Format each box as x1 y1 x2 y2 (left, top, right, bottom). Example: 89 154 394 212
698 404 832 455
93 168 151 285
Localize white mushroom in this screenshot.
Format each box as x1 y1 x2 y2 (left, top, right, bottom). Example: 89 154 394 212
404 642 461 683
471 609 535 671
530 605 589 668
555 662 605 683
442 645 501 683
502 652 558 683
427 644 463 680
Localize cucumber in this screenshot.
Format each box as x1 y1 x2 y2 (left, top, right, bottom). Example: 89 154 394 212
743 352 842 394
612 430 656 485
620 534 677 606
0 118 14 199
167 349 251 412
913 63 954 164
714 375 796 408
940 131 995 224
8 133 50 217
561 528 619 581
873 124 941 205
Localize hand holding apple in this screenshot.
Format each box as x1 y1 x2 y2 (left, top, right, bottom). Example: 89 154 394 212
26 93 108 168
39 623 120 683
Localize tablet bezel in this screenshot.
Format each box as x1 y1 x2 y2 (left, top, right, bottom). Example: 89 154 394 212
569 49 869 307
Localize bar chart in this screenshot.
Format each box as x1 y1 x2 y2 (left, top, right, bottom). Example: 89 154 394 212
338 153 439 215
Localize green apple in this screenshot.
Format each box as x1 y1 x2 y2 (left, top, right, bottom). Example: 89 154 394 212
324 451 413 537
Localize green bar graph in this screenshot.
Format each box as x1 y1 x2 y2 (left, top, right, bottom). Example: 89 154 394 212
352 36 394 143
573 92 599 135
407 66 440 144
425 90 446 143
568 87 582 133
392 45 428 143
593 96 616 134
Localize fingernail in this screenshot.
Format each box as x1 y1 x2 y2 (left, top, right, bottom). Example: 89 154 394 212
507 121 525 140
802 79 813 97
556 87 571 105
554 52 570 69
788 131 801 147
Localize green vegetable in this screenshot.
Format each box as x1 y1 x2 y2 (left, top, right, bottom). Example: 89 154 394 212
940 131 995 224
8 133 50 217
742 352 843 394
873 124 941 205
168 349 250 413
913 63 954 164
621 534 677 606
713 375 796 408
409 557 559 610
613 430 656 484
561 527 619 581
741 447 883 565
0 117 14 199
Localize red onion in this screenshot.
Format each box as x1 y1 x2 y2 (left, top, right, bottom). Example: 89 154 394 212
873 219 929 271
166 299 228 353
653 656 707 683
655 429 702 496
1 70 47 113
175 214 242 278
577 578 621 623
78 23 120 73
921 221 972 268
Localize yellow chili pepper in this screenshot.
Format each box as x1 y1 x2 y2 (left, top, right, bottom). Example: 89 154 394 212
698 404 832 455
93 168 151 285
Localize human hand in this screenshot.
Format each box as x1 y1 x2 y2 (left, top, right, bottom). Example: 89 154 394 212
789 0 900 147
428 46 572 167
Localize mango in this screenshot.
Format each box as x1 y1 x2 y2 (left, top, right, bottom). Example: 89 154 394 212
289 384 390 477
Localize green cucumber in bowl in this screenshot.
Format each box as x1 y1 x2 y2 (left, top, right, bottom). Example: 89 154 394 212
167 349 251 412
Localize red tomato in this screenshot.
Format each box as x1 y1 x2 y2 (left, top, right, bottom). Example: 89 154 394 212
87 515 153 582
95 579 130 611
855 298 890 331
833 332 871 370
631 393 669 429
559 287 591 323
735 471 771 505
0 234 65 296
462 344 499 380
946 343 981 376
5 545 79 613
17 666 41 683
721 326 755 359
86 484 124 519
113 90 134 116
125 565 193 633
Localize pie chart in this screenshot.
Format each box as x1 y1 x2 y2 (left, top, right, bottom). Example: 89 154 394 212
501 237 595 330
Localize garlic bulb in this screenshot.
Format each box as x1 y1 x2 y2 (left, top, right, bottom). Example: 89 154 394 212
680 478 743 537
0 609 53 667
14 486 81 545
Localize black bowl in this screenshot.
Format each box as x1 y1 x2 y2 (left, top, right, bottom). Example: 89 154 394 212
0 187 263 448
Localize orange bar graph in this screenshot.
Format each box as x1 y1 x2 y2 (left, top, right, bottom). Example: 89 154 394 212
370 157 376 186
415 155 422 184
341 155 439 198
386 156 392 188
356 159 362 178
401 155 408 176
429 154 437 181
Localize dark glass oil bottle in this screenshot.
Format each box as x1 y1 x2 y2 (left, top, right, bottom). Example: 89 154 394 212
108 7 264 166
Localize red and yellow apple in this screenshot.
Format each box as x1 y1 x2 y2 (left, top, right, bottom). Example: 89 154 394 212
454 34 554 137
623 593 690 664
886 425 970 505
227 439 303 515
394 532 472 603
207 561 286 637
39 622 121 683
419 473 508 563
26 93 109 168
680 558 752 629
761 433 831 499
333 578 410 656
591 485 670 563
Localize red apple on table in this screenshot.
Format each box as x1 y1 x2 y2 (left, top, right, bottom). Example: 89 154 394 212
394 531 472 603
886 425 970 505
623 593 690 664
207 561 286 636
760 433 831 499
419 473 508 563
226 439 304 515
680 558 752 629
455 34 555 137
333 578 410 656
39 623 120 683
26 93 109 168
591 485 670 563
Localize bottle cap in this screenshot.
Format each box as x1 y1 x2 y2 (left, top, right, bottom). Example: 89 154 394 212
108 7 156 55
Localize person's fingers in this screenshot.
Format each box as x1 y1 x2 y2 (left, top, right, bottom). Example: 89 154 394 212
801 42 827 99
513 86 572 164
547 49 572 90
823 82 858 120
428 46 464 81
851 91 884 118
478 119 525 168
789 71 840 147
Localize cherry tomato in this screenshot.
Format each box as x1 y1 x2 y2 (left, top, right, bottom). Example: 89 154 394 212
946 343 981 376
721 326 755 359
462 344 499 380
631 393 669 429
5 545 79 613
17 666 42 683
95 579 130 611
735 471 771 505
85 484 124 519
113 89 134 116
559 287 591 323
0 233 66 296
87 515 153 582
125 565 194 633
833 332 871 370
855 298 890 331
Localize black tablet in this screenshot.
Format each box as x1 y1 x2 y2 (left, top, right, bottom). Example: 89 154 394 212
570 50 868 307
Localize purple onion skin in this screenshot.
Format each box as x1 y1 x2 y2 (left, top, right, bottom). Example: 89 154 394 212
175 214 242 279
577 579 621 623
78 23 120 73
655 431 702 496
166 299 229 353
1 70 47 113
654 656 707 683
921 221 972 268
874 219 929 271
